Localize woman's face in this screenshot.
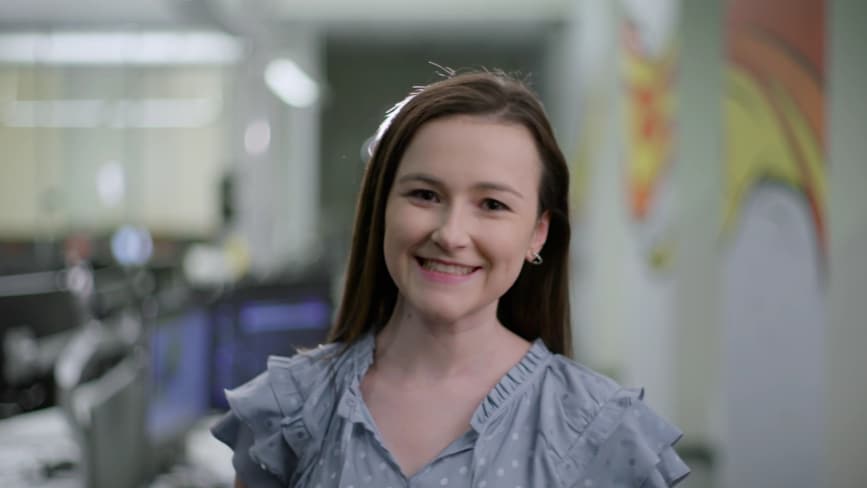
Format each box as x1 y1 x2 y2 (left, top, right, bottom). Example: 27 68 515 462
382 115 549 325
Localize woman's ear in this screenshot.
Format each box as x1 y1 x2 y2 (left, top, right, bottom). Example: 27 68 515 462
530 210 550 255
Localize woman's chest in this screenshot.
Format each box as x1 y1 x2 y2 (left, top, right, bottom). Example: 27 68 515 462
297 419 561 488
365 386 484 475
359 371 494 475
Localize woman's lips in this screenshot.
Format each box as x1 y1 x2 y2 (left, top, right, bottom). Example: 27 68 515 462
415 257 480 283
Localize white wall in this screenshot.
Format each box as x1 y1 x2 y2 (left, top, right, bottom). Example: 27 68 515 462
232 25 322 276
826 1 867 486
570 0 629 379
673 0 724 454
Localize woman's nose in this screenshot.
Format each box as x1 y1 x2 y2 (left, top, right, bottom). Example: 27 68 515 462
430 206 471 250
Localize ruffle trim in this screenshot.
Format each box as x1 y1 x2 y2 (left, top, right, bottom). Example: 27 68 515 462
471 339 552 429
217 341 346 483
559 388 689 487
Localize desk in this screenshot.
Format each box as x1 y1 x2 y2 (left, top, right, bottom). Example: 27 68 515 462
0 407 80 487
0 408 233 487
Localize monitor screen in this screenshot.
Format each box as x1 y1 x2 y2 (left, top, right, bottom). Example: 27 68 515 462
209 288 331 409
146 307 210 444
0 289 80 337
0 289 81 414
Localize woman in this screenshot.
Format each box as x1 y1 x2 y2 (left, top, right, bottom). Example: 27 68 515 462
212 70 689 488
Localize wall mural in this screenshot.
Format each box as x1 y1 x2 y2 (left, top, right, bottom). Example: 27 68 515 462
721 1 826 486
618 0 680 419
621 9 678 272
723 0 827 268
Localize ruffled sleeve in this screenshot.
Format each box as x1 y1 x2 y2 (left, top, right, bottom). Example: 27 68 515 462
210 345 341 486
561 388 689 488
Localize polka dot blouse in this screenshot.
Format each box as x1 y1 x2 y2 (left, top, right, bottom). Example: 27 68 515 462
211 333 689 487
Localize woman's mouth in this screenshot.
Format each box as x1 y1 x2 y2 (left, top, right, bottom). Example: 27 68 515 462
416 257 478 276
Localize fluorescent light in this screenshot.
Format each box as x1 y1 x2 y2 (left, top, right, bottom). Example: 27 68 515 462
0 34 40 63
97 161 125 208
119 97 221 128
0 31 243 65
2 99 105 128
1 97 221 128
244 119 271 155
264 58 319 108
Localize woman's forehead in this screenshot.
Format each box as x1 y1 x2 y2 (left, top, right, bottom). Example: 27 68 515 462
397 116 541 177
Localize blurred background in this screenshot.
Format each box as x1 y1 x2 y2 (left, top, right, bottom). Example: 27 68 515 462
0 0 864 487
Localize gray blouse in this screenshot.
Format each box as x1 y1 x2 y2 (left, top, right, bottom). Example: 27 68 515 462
211 333 689 487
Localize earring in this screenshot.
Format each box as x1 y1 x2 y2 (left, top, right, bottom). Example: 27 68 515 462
529 252 543 265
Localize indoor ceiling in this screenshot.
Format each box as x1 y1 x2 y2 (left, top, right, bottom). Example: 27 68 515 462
0 0 570 28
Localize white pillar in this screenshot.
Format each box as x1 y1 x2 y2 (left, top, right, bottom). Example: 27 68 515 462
826 1 867 486
233 26 321 277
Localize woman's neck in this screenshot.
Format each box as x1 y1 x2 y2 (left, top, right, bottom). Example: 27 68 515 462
373 299 528 382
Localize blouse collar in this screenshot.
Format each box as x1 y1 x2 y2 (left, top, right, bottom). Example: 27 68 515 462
469 338 551 431
346 331 553 432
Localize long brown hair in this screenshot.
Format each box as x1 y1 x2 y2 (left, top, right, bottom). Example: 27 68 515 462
328 70 572 356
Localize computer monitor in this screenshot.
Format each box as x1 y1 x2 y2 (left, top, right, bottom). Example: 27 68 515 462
55 324 147 488
210 283 332 409
0 289 81 337
1 288 82 415
145 307 210 449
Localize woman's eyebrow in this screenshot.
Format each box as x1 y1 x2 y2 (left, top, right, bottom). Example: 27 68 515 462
397 173 524 199
474 182 524 199
396 173 441 187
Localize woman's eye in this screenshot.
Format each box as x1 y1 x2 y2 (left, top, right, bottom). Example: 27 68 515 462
482 199 509 211
408 189 439 202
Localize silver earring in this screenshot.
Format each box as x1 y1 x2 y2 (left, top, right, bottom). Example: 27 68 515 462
529 252 543 265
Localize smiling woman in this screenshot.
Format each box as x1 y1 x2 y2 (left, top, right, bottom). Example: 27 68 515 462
382 116 549 328
211 70 689 488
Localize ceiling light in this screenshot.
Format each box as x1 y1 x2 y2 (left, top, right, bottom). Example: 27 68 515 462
264 58 319 108
0 31 242 65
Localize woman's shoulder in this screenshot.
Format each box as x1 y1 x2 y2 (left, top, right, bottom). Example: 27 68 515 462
541 352 623 402
264 341 347 390
535 354 690 487
210 340 360 484
226 340 356 417
532 353 623 451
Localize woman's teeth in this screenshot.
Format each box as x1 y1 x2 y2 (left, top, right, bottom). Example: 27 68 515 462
420 259 475 275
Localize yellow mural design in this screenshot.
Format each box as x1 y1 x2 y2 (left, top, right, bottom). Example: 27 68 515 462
723 0 827 263
621 25 677 222
723 69 826 237
620 20 679 272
